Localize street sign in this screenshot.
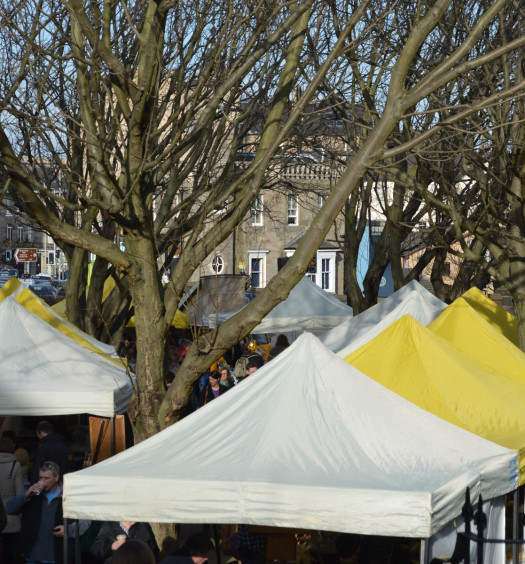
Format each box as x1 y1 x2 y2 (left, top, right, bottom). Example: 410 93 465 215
14 248 38 262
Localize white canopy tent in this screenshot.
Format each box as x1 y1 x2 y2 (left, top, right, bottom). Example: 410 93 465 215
0 296 133 416
64 333 517 542
207 276 353 332
4 279 118 357
319 280 446 354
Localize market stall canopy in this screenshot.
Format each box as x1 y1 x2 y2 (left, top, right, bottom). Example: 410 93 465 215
64 333 517 538
253 277 352 332
319 281 446 355
0 278 117 358
126 308 189 330
429 297 525 388
461 287 519 347
0 296 132 416
345 314 525 483
100 275 189 329
206 277 353 331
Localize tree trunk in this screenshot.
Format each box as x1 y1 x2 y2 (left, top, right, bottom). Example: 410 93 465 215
125 235 170 443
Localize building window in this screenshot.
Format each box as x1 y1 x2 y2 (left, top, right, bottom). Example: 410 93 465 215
287 195 298 225
211 255 224 274
251 195 263 226
5 197 13 217
316 251 337 293
317 195 326 209
17 226 23 241
321 258 330 290
248 250 269 288
6 225 12 241
251 258 262 287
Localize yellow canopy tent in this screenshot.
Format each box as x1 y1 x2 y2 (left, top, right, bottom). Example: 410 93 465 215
52 276 189 329
429 297 525 387
125 309 189 329
461 287 519 347
345 314 525 483
98 275 189 329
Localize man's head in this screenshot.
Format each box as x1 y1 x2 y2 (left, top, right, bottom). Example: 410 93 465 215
245 362 258 376
36 420 54 439
38 461 61 492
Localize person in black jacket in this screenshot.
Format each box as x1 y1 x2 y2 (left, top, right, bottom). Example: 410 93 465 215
91 521 159 564
199 371 228 407
6 460 65 564
30 421 73 483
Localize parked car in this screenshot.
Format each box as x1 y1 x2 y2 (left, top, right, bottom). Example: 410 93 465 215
28 284 58 305
52 279 67 300
33 273 53 283
0 276 10 287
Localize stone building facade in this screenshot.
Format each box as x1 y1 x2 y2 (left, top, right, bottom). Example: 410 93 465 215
191 160 346 297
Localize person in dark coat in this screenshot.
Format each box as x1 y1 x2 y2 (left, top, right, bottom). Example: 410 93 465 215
269 334 290 358
91 520 159 564
199 371 228 407
6 460 65 564
30 421 73 484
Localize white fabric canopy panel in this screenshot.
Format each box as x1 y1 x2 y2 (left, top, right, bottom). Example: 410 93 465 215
10 283 118 357
319 280 446 354
0 296 132 416
251 277 353 332
207 277 353 331
64 333 517 538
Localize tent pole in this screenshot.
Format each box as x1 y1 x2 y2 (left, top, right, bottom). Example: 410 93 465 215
75 518 81 564
513 488 519 564
420 538 429 564
63 517 69 564
212 524 222 564
512 486 522 564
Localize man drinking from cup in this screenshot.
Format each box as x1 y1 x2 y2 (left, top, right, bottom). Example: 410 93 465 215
6 461 64 564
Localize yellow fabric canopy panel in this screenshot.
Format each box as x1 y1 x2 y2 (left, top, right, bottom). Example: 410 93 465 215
125 308 189 330
0 276 21 300
461 287 519 347
345 314 525 484
429 297 525 388
101 276 190 329
52 276 189 329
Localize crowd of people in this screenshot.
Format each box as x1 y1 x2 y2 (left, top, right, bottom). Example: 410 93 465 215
0 419 221 564
163 333 291 412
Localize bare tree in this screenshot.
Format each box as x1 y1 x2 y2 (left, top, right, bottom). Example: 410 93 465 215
1 0 525 445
